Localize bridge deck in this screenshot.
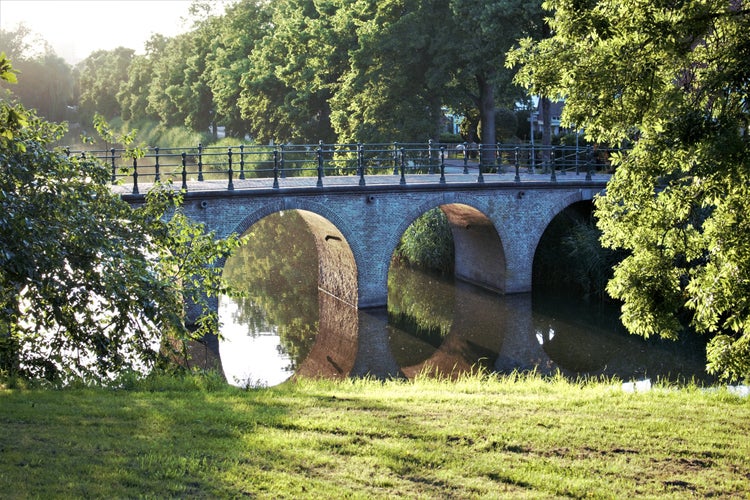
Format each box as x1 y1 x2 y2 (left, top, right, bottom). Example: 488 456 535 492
112 167 610 197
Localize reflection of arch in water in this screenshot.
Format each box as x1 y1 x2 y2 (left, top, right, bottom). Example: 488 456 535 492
397 286 559 378
294 291 359 379
295 293 403 380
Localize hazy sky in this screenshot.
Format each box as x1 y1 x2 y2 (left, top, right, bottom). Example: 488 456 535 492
0 0 203 63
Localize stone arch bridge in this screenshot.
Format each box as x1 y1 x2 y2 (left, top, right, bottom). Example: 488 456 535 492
119 171 609 309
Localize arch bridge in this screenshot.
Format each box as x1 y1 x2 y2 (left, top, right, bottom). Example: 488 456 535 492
104 141 612 309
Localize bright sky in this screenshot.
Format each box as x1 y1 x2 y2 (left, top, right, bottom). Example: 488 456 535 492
0 0 202 64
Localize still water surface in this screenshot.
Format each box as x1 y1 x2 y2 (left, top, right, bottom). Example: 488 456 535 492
218 211 711 387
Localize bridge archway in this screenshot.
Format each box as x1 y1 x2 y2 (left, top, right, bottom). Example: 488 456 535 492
232 204 359 308
389 199 508 296
532 199 601 294
442 204 507 294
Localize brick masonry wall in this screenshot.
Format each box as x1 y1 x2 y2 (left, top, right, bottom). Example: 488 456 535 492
177 183 602 310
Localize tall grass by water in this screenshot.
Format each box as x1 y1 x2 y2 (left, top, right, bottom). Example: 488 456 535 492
1 371 748 498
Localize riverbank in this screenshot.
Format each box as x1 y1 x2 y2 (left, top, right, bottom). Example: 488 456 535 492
1 373 749 498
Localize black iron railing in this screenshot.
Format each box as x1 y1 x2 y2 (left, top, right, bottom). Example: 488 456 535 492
66 141 620 194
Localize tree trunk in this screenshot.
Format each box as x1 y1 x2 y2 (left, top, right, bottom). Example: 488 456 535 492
478 74 495 166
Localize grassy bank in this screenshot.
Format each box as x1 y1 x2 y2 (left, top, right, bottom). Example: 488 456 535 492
1 373 749 498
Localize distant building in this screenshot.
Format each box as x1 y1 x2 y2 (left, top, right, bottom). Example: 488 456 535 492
441 107 463 136
531 101 567 136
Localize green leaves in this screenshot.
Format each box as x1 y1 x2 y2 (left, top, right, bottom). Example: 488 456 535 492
515 0 750 380
0 86 243 383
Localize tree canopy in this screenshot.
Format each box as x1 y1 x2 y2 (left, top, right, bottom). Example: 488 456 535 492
2 0 547 146
510 0 750 380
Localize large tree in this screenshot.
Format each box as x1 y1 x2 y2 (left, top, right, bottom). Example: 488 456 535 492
511 0 750 380
0 26 74 123
206 0 272 138
117 34 168 123
447 0 544 148
238 0 347 143
0 56 241 383
329 0 454 143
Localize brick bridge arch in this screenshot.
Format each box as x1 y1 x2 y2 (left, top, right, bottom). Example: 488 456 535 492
147 181 604 309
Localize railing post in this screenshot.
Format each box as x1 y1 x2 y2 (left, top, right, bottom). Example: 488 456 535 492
272 148 279 189
477 147 484 183
550 146 557 182
197 143 204 181
586 146 593 181
110 148 116 183
399 147 406 185
463 141 469 174
439 146 446 184
239 144 245 180
393 142 399 175
227 147 234 191
279 144 286 178
358 143 366 186
316 145 324 187
132 157 139 195
154 146 160 182
495 143 502 174
514 147 521 182
319 139 326 178
181 152 188 191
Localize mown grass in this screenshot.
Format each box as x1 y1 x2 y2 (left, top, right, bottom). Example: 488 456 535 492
1 372 749 498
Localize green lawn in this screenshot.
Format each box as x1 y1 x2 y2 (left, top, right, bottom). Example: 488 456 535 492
1 373 748 498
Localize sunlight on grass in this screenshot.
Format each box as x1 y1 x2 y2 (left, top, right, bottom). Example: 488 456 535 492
1 372 749 497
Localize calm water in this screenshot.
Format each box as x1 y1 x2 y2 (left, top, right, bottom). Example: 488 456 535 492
217 211 712 387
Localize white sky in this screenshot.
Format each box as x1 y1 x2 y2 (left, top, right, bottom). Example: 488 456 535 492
0 0 205 64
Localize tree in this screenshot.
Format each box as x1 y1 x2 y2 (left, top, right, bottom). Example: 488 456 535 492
238 0 345 143
0 27 74 123
206 0 272 138
330 0 454 143
77 47 134 123
446 0 544 149
0 55 241 383
117 34 168 123
511 0 750 380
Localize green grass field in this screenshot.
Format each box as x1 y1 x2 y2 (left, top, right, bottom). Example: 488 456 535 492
1 372 749 498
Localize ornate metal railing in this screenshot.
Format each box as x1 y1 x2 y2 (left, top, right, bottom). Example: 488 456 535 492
66 140 620 194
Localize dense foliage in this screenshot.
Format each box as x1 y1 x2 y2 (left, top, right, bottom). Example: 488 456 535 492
0 55 241 383
511 0 750 380
394 208 455 274
0 0 544 146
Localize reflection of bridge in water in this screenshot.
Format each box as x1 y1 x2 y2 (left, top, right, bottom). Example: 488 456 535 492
196 282 710 384
297 287 557 380
193 289 559 382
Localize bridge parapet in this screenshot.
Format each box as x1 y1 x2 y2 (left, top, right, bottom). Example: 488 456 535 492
71 141 621 196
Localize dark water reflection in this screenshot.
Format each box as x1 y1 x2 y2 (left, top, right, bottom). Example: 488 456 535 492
217 212 712 387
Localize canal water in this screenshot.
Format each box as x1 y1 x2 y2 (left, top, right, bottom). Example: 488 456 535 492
217 211 712 387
